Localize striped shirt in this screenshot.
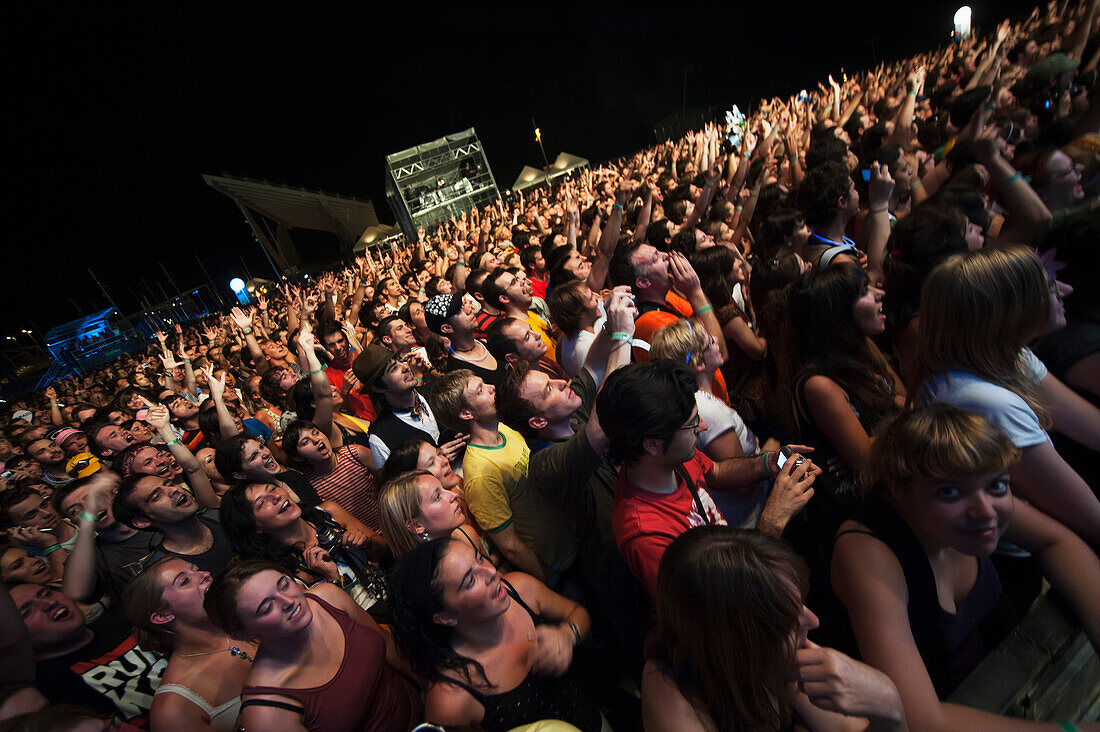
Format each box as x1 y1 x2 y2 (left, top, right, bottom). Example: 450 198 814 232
307 445 381 532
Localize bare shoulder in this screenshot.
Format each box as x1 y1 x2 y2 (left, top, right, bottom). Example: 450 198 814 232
831 519 908 603
150 689 210 731
426 677 484 727
641 660 713 732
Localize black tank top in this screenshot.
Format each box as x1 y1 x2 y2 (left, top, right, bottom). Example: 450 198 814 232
444 580 602 732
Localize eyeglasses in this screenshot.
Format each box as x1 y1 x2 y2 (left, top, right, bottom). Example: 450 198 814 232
1047 279 1060 297
678 414 701 431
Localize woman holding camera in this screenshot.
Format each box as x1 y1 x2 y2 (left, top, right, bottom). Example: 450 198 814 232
219 479 390 616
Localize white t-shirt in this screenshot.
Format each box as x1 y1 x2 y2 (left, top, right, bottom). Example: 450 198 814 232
695 390 759 456
561 306 607 384
920 348 1050 449
694 390 767 528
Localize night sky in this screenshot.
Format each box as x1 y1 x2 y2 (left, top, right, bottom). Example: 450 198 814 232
7 0 1036 339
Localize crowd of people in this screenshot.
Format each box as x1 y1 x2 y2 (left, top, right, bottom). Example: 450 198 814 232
0 3 1098 730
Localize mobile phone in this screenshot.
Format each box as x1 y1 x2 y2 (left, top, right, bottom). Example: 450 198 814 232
861 168 871 182
776 445 795 469
410 345 432 369
776 446 804 470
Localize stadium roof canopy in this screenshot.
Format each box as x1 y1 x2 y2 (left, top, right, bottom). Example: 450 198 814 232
202 173 381 269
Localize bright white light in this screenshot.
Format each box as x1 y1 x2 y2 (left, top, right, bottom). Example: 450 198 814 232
954 6 972 39
229 278 246 292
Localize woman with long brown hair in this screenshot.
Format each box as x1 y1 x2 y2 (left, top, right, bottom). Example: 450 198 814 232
124 557 257 732
643 525 906 731
785 263 904 478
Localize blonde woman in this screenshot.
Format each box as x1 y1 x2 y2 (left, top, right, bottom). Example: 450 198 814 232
916 246 1100 544
379 470 495 561
832 404 1100 730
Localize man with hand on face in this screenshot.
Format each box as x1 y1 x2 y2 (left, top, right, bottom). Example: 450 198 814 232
317 318 376 421
54 472 154 602
112 403 230 575
355 344 466 472
0 486 78 556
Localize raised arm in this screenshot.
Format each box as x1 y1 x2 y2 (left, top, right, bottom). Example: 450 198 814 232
200 365 240 441
295 320 340 449
667 251 728 361
257 295 274 333
864 162 896 286
143 401 219 509
972 129 1052 247
230 307 268 375
175 330 199 400
587 170 634 292
632 185 655 244
44 386 63 427
61 472 119 602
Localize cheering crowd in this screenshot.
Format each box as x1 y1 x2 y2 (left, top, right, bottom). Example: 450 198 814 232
0 3 1098 730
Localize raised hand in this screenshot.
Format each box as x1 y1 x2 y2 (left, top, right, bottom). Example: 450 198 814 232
201 364 226 400
144 401 172 431
229 307 253 331
667 251 702 299
971 126 1006 166
82 472 121 518
438 433 470 464
297 320 317 352
604 286 638 338
615 167 636 205
868 162 896 210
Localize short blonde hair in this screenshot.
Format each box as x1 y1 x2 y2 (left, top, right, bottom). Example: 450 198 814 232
651 318 708 370
429 369 474 432
865 404 1020 493
379 470 434 557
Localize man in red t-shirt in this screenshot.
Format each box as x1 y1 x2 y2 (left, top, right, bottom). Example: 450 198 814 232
317 319 376 421
598 360 819 596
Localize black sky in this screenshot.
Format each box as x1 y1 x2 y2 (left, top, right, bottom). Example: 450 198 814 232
6 0 1035 338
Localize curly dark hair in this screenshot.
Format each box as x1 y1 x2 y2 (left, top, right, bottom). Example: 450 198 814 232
218 481 305 574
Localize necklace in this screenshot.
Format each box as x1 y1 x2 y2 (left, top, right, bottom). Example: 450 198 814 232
177 644 254 662
449 341 489 362
393 395 423 420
